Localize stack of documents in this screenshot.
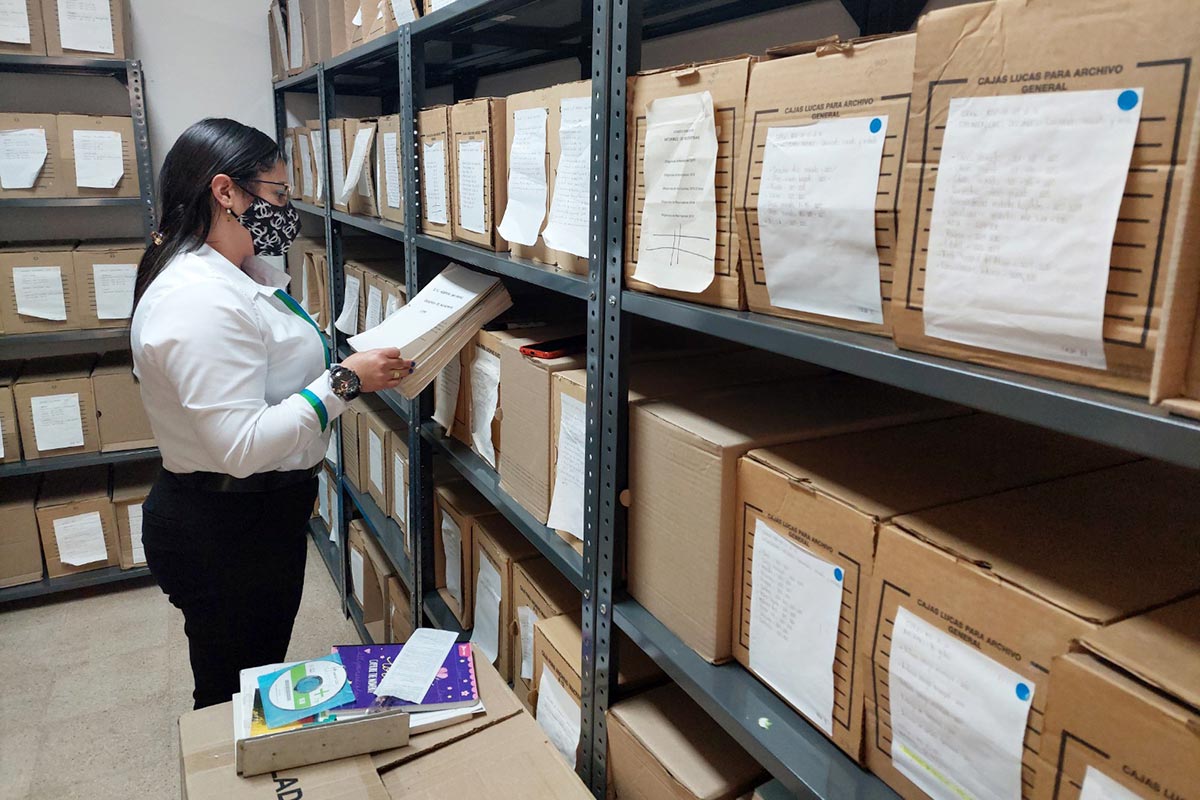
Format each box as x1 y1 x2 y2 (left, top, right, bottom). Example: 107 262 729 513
348 264 512 398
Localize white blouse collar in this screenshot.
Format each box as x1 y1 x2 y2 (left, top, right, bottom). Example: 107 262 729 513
194 244 291 295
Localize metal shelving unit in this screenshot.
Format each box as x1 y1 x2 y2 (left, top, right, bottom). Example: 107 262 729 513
0 328 135 359
0 564 152 604
422 590 469 640
308 517 343 598
0 447 159 479
342 476 415 592
348 595 376 644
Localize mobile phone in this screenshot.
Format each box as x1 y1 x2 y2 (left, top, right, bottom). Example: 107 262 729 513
520 334 586 359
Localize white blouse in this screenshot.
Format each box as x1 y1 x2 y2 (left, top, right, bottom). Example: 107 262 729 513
131 244 346 478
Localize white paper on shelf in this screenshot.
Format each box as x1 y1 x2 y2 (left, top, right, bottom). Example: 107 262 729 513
348 265 498 353
0 417 5 458
56 0 114 53
31 393 83 451
497 107 548 246
469 346 500 467
376 628 459 702
889 606 1035 800
368 428 384 493
542 96 592 258
327 127 346 204
0 128 47 189
518 605 536 681
339 126 374 205
422 139 448 225
757 117 888 323
456 140 487 234
351 547 365 605
283 135 295 180
365 284 383 331
53 511 107 566
471 554 502 665
286 0 303 69
325 431 338 466
269 3 287 67
389 0 415 24
441 512 462 607
317 469 331 526
0 0 31 44
633 91 718 292
334 274 360 334
13 266 66 321
393 452 408 527
351 3 362 27
127 503 145 565
537 664 581 765
73 129 123 188
432 356 460 434
923 88 1143 370
383 131 401 209
298 134 314 198
92 263 136 319
546 393 586 540
385 291 402 319
309 131 325 201
1079 766 1142 800
748 519 844 735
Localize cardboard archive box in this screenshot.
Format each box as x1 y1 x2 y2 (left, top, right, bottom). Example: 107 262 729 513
387 575 413 643
375 114 405 225
467 327 508 469
266 1 286 81
305 119 326 205
286 235 323 318
435 344 472 446
418 106 454 240
91 351 153 452
733 414 1134 761
433 479 500 628
1034 595 1200 800
0 113 59 198
13 355 99 459
338 259 365 337
736 34 916 336
512 557 581 713
343 118 379 218
358 265 385 333
306 249 330 328
35 465 119 578
0 0 45 56
111 460 156 570
0 243 81 334
347 519 388 641
41 0 131 58
328 118 353 214
73 239 142 329
58 115 138 198
285 126 304 201
0 476 43 588
388 427 410 551
625 56 753 311
0 361 22 462
356 394 403 516
891 0 1200 400
341 397 365 490
861 460 1200 800
450 97 508 251
297 121 318 204
472 514 540 679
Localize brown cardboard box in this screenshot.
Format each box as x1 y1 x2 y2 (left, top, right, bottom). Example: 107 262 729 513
42 0 131 58
606 683 766 800
344 118 379 218
0 476 43 588
0 361 23 462
348 520 387 639
0 243 82 333
338 259 365 337
329 118 352 214
388 425 410 551
111 460 156 570
341 397 365 490
267 2 287 81
360 520 394 643
306 119 326 206
438 343 473 448
35 465 118 578
472 514 540 679
625 56 754 310
543 80 592 275
0 0 45 56
58 114 138 198
512 557 581 713
891 0 1200 398
418 106 454 240
467 327 507 468
297 123 318 204
451 98 507 251
91 351 153 452
434 479 499 628
359 266 385 333
629 375 962 664
305 248 330 327
0 113 59 197
286 235 321 303
322 0 349 58
387 575 413 643
14 355 99 459
375 114 404 225
298 0 338 67
736 34 916 336
357 394 403 515
733 414 1134 761
286 126 304 199
503 84 557 267
73 239 142 329
862 460 1200 800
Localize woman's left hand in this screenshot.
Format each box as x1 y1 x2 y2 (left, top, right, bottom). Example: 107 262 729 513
341 348 415 392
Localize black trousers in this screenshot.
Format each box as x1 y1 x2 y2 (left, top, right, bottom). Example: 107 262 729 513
142 470 317 710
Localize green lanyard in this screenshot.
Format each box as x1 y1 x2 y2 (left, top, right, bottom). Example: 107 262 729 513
274 288 331 369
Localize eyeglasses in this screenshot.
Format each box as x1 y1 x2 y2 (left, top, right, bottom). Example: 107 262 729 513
239 178 292 205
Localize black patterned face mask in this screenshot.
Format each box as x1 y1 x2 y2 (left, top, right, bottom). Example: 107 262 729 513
235 194 301 257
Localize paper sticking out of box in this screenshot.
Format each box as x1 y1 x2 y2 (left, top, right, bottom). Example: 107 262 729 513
364 282 383 331
542 96 591 259
498 107 548 246
471 554 502 665
422 139 449 225
923 88 1142 370
285 0 303 69
334 274 360 335
339 124 375 206
441 513 463 607
327 125 347 203
383 130 401 209
546 393 586 540
92 263 136 319
469 347 500 467
457 140 487 234
0 2 31 44
392 451 408 528
298 134 314 198
309 130 324 201
72 129 123 188
53 510 107 566
57 0 115 54
432 357 460 433
127 503 145 564
0 128 47 189
389 0 415 24
1078 766 1142 800
633 91 718 292
31 392 83 450
13 265 66 320
518 606 536 682
375 628 459 703
536 663 580 765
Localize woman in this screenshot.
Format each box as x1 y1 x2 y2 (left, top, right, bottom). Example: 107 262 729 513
131 118 409 710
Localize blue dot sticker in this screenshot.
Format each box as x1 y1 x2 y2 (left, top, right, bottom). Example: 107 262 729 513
834 567 844 582
1117 90 1139 111
1015 682 1031 702
869 117 883 134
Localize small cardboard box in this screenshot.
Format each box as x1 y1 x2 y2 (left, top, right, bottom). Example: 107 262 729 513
41 0 131 58
472 514 540 679
73 239 142 329
736 34 916 336
0 476 43 588
35 465 118 578
348 520 387 639
418 106 454 240
434 479 499 628
862 460 1200 800
357 394 403 516
92 351 154 452
512 558 582 714
388 427 410 549
0 243 82 334
57 114 138 198
0 113 59 198
111 460 156 570
387 575 413 643
328 118 352 214
0 361 23 463
340 398 365 491
0 0 46 56
14 354 99 459
625 56 754 311
451 98 507 251
375 114 405 225
606 683 766 800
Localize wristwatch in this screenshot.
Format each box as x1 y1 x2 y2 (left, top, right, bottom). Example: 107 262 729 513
329 363 362 401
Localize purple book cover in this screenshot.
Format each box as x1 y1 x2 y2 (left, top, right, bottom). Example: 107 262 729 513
333 642 479 712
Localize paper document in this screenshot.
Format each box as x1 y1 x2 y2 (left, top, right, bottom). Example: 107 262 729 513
537 664 581 765
385 291 402 319
365 284 383 331
351 547 365 605
325 432 338 466
0 0 31 44
13 265 66 321
422 139 448 224
457 140 487 234
748 519 843 735
54 511 106 566
127 504 145 565
92 263 136 319
298 135 314 198
469 346 500 467
283 137 295 182
432 356 460 433
351 4 362 26
334 274 360 335
441 513 462 607
309 131 325 201
471 554 502 664
393 452 408 527
389 0 415 24
338 126 375 205
889 606 1034 800
0 128 48 189
368 428 384 493
923 88 1143 370
317 470 331 527
73 129 123 188
383 131 401 208
498 107 548 246
327 128 346 204
633 91 718 292
269 4 287 66
546 393 586 540
376 628 459 702
542 96 592 258
57 0 114 53
518 606 536 681
1079 767 1142 800
286 0 303 69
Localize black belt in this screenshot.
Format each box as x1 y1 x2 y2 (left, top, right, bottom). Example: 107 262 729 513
166 465 321 493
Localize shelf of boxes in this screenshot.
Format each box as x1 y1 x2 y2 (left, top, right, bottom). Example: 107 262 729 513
307 516 343 599
0 446 160 479
347 594 375 645
0 563 153 605
342 475 415 593
416 235 591 300
0 328 134 359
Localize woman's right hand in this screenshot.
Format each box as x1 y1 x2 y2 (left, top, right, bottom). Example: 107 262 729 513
340 348 415 393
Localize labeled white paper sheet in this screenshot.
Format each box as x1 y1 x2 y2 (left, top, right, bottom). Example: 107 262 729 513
422 139 448 225
286 0 303 69
471 554 502 665
748 519 844 735
432 356 460 434
633 91 718 292
92 263 136 319
351 547 365 605
73 129 123 188
385 291 402 319
57 0 114 53
32 393 83 451
376 628 459 702
351 3 362 26
0 128 48 189
368 428 384 493
393 452 408 528
327 127 346 204
497 107 548 246
1079 766 1142 800
923 88 1143 370
537 664 581 765
546 393 586 540
334 274 360 335
0 0 31 44
457 140 486 234
518 605 536 681
309 131 325 201
317 469 331 527
13 265 66 320
383 131 401 209
441 512 462 607
365 284 383 331
338 126 375 205
542 96 591 258
889 606 1034 800
469 346 500 468
54 511 106 566
758 117 888 323
298 134 314 198
389 0 415 24
127 503 145 565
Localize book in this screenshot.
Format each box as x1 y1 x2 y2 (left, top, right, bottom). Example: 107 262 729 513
334 642 480 713
255 653 358 730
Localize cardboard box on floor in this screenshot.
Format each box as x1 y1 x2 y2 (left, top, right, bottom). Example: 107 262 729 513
862 459 1200 800
0 475 43 588
387 575 413 643
0 243 82 334
434 479 499 628
341 397 366 491
606 683 766 800
472 514 540 679
891 0 1200 400
92 351 154 452
0 0 45 56
348 520 387 640
14 354 99 459
0 361 23 462
625 56 753 311
733 414 1134 762
35 465 118 578
41 0 131 58
58 115 139 198
0 113 59 198
512 557 581 713
375 114 405 225
418 106 454 240
736 34 916 337
73 239 142 329
357 394 404 516
450 98 507 252
111 460 156 570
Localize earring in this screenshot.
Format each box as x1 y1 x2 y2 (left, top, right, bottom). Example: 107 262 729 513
226 208 235 219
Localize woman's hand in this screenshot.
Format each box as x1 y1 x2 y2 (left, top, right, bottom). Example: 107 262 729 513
340 348 415 393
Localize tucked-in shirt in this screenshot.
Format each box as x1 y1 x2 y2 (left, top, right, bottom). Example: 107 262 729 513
131 244 345 478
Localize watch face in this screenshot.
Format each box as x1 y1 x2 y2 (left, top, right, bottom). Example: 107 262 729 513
331 365 360 399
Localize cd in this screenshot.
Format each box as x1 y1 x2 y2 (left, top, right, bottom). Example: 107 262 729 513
267 659 349 711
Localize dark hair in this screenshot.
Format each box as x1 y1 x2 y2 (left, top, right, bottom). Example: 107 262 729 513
133 118 283 306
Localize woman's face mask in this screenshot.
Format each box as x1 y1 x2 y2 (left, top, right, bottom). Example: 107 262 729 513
235 187 301 257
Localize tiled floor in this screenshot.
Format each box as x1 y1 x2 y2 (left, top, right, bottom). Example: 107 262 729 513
0 539 358 800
